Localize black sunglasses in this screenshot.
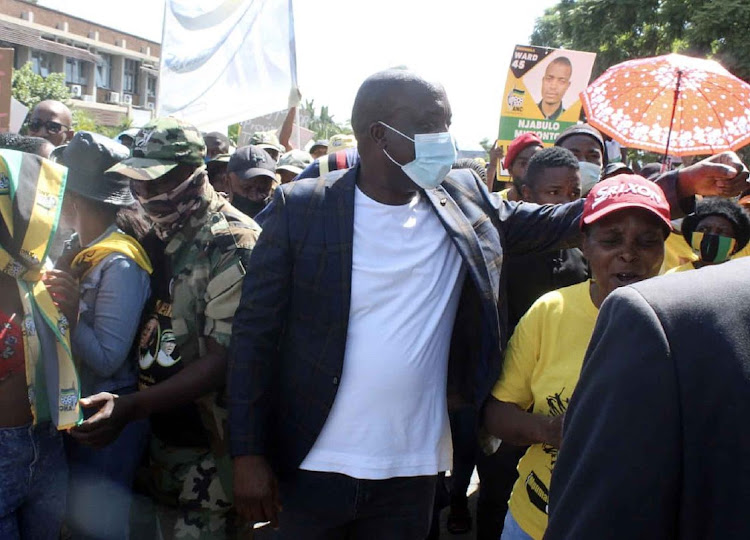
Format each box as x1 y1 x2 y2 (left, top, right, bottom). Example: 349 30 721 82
27 119 70 134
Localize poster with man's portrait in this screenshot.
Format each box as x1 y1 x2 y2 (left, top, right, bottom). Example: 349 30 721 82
496 45 596 180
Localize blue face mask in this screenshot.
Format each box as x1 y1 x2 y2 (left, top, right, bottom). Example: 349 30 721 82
379 121 457 190
578 161 602 195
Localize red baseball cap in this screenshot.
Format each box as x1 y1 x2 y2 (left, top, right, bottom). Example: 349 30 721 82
582 174 672 231
503 133 543 169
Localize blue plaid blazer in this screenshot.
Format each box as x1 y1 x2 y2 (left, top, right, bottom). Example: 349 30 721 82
227 164 588 476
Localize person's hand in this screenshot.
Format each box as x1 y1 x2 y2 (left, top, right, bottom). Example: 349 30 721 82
233 455 281 528
489 141 504 166
288 86 302 109
42 269 79 330
68 392 134 447
677 151 749 198
544 414 565 449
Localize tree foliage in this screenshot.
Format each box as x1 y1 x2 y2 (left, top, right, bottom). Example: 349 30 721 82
13 62 134 139
71 109 131 139
300 99 352 140
12 62 71 110
530 0 750 82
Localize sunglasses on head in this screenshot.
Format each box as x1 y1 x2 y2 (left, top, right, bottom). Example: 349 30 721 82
27 119 70 134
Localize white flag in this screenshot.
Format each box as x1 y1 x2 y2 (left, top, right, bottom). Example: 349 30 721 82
158 0 297 130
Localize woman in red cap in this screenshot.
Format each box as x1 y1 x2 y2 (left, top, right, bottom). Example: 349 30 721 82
483 174 673 540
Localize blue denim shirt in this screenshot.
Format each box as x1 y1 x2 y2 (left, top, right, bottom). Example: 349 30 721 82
73 229 151 396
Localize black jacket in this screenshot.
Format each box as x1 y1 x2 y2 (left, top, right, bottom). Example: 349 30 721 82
546 258 750 539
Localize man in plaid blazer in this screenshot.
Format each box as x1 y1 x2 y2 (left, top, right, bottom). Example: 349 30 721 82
227 69 746 538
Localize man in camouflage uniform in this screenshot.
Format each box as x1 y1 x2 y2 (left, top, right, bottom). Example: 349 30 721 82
69 118 260 538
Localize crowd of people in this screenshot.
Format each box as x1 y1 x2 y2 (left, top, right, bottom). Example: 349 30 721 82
1 67 750 540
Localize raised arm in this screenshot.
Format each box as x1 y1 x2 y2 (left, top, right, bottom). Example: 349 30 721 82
655 151 749 217
279 87 302 152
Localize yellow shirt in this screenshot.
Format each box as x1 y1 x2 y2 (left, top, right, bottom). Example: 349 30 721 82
732 242 750 260
666 262 696 274
499 187 511 200
660 231 697 274
492 281 599 540
663 236 750 275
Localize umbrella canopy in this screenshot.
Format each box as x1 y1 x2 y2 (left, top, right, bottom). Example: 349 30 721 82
581 54 750 156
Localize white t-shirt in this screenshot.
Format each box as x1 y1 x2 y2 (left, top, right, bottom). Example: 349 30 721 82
300 185 467 479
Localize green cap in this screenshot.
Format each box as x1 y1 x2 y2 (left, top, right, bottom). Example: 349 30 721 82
250 131 283 152
106 117 206 181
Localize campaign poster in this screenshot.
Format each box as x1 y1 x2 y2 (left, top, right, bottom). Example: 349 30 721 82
496 45 596 180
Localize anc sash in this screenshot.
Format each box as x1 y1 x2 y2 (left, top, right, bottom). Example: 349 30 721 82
0 149 82 429
72 231 153 278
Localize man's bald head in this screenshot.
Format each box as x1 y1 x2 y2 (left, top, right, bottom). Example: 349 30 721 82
28 100 74 146
350 70 453 200
351 70 450 140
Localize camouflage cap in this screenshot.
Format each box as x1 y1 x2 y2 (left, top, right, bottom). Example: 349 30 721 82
106 117 206 181
250 131 283 152
277 149 313 175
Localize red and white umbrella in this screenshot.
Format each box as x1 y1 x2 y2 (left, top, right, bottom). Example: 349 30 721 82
581 54 750 157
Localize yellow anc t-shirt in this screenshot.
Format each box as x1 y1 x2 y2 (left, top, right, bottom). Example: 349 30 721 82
492 280 599 540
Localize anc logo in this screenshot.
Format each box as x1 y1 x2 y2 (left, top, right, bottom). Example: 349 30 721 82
59 386 78 412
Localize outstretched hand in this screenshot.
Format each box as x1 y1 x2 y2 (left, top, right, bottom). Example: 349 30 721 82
678 151 749 198
68 392 134 447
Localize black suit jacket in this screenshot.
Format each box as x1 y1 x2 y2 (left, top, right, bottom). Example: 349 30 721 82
546 258 750 539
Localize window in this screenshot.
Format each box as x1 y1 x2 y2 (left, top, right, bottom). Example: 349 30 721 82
124 58 139 94
65 58 88 85
31 50 52 77
96 53 112 89
147 75 157 98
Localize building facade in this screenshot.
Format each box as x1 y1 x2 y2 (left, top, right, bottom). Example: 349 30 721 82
0 0 160 126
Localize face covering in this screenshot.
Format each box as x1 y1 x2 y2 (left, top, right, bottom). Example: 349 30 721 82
379 121 456 190
578 161 602 195
689 231 736 264
134 167 207 241
232 195 268 218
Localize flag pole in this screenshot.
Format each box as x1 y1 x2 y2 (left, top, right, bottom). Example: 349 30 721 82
289 0 300 149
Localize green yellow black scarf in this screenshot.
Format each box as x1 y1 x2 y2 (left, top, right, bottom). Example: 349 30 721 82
0 149 82 429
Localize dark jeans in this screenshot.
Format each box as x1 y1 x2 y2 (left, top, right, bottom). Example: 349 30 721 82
64 417 149 540
277 470 438 539
476 443 527 540
0 422 68 539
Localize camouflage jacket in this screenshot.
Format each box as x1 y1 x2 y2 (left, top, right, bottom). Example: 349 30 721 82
164 186 260 361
